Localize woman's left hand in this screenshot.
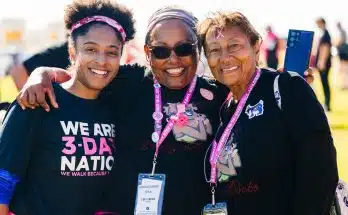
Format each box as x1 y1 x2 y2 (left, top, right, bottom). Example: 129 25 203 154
303 68 314 84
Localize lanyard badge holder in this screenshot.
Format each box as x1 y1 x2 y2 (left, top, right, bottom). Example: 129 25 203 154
135 172 166 215
202 185 228 215
202 203 228 215
134 75 197 215
202 69 261 215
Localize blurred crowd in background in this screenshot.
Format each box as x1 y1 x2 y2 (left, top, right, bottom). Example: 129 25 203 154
0 15 347 108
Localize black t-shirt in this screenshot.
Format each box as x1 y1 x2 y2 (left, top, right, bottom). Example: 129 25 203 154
0 84 117 215
23 42 70 75
316 29 332 69
213 69 338 215
102 66 229 214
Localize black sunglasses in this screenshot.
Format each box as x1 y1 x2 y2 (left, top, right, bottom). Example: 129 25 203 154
148 42 197 59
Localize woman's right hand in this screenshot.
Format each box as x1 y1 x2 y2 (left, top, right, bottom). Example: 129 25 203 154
16 67 71 112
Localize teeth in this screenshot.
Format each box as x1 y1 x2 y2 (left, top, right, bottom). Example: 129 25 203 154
91 69 107 75
166 67 184 75
222 66 239 72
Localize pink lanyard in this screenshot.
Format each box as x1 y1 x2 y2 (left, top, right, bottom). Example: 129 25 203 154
151 75 198 175
209 69 261 184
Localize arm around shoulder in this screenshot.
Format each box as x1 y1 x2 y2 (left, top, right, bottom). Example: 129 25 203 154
16 66 70 111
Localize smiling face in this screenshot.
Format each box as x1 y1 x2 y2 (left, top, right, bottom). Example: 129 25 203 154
70 23 122 92
204 26 260 89
144 19 199 90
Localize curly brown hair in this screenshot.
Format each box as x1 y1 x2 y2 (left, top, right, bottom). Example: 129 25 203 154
64 0 136 46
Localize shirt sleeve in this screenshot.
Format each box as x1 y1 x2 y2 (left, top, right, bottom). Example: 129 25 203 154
22 42 69 75
279 72 338 215
0 102 41 178
99 64 145 111
320 31 332 46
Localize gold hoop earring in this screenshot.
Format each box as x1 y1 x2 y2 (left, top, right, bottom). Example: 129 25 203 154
146 54 152 67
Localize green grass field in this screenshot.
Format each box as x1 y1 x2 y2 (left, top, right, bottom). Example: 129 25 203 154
312 71 348 182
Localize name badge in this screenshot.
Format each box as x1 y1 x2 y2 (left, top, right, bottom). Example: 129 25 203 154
134 174 166 215
202 202 228 215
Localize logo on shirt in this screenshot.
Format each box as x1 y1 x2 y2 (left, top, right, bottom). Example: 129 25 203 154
163 103 212 144
217 133 242 182
59 121 116 177
245 100 264 119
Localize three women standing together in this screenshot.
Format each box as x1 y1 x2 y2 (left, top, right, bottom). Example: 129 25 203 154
1 0 337 214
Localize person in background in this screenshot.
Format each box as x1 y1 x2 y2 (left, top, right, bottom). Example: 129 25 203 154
337 22 347 46
315 17 332 111
263 25 279 69
336 22 348 90
9 42 70 90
